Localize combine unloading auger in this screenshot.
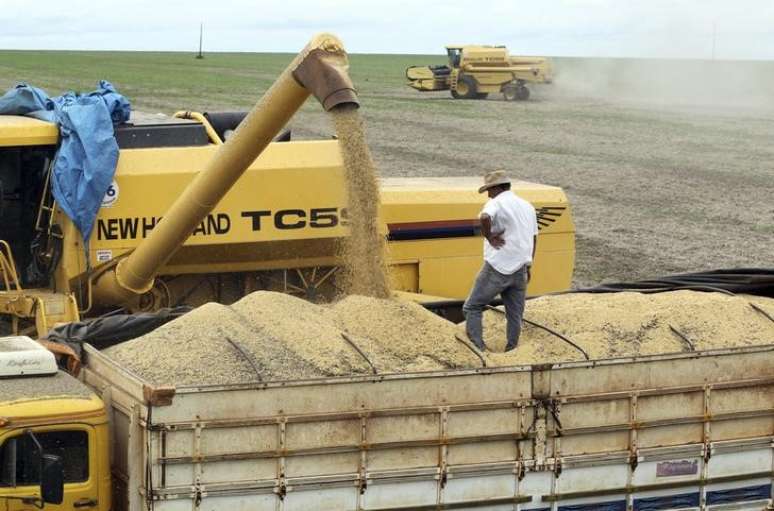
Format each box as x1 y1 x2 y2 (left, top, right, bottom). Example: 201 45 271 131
92 34 359 306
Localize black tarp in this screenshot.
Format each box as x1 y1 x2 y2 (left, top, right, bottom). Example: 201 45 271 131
573 268 774 297
45 306 192 357
420 268 774 321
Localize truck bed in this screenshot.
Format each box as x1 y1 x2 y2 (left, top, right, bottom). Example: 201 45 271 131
81 343 774 511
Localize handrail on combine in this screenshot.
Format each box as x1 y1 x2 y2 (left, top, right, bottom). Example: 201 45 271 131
0 240 22 291
92 33 359 306
173 111 223 145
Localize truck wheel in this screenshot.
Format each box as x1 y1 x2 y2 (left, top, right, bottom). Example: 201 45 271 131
451 75 478 99
515 85 530 101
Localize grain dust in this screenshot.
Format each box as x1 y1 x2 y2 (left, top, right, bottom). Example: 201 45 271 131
331 107 390 298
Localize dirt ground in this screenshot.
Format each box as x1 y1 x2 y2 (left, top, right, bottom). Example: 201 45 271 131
285 59 774 287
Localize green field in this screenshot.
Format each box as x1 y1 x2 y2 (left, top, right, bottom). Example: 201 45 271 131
0 51 446 112
1 50 772 286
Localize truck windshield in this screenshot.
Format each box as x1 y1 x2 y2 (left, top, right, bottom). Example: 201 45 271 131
0 430 88 487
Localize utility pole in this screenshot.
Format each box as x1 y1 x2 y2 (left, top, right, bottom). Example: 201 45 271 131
196 23 204 59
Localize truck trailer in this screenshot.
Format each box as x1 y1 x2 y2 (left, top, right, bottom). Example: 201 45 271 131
1 336 772 511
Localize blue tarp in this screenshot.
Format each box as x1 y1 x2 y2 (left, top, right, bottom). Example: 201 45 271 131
0 81 131 242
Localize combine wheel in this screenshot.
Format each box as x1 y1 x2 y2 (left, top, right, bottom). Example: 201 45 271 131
451 75 478 99
503 86 518 101
503 83 531 101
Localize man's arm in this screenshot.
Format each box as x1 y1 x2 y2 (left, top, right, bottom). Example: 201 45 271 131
528 234 537 282
480 213 504 249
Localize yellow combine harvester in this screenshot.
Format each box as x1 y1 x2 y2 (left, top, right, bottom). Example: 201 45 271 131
0 36 573 338
407 45 553 100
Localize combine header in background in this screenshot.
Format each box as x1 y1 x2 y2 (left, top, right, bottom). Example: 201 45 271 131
406 45 552 100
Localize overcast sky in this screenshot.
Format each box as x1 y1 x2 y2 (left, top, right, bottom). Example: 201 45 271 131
1 0 773 60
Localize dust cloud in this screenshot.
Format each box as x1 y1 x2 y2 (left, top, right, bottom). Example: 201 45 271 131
550 57 774 113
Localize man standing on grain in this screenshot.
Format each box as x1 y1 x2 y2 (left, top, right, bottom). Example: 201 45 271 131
463 170 538 352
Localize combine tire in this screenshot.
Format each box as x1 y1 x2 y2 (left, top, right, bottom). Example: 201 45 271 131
503 86 517 101
451 75 478 99
503 84 531 101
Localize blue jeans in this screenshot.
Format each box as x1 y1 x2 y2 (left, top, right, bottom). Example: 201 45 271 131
463 262 528 351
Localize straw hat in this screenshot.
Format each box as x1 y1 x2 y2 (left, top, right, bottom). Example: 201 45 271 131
478 170 511 193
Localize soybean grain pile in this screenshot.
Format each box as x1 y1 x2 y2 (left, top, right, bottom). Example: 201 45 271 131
474 291 774 366
334 295 478 371
332 107 391 298
104 290 773 386
104 291 479 385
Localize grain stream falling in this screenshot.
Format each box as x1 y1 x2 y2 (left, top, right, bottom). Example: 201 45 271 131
331 107 391 298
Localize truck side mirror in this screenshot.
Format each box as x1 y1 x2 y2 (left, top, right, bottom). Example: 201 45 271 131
40 454 64 505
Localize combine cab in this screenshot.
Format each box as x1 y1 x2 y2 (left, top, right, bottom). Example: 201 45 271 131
407 45 552 100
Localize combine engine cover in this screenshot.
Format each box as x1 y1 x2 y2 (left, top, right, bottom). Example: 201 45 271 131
458 45 510 66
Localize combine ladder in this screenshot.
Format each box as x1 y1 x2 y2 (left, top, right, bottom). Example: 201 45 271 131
0 240 25 334
33 158 65 265
1 157 79 337
0 240 78 337
0 240 22 294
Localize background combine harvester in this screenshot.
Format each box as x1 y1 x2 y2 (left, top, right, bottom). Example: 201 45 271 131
406 45 553 100
0 33 773 511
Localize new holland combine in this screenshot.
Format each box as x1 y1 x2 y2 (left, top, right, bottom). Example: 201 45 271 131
406 45 553 100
